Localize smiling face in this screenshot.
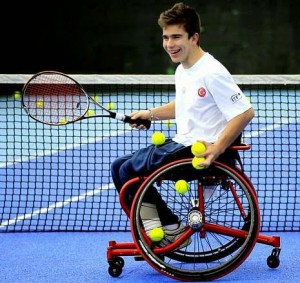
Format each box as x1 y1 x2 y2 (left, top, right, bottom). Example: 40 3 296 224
162 24 201 69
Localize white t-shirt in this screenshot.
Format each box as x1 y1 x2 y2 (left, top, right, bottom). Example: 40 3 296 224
173 52 251 146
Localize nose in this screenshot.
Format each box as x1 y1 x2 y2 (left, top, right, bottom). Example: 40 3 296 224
164 38 174 49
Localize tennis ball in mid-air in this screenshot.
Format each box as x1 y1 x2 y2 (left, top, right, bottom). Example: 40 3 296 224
36 100 44 108
87 109 94 116
151 132 166 146
107 102 116 110
13 90 21 99
149 227 165 242
192 156 206 170
191 141 206 156
174 180 189 194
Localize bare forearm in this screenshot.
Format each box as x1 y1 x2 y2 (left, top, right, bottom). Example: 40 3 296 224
196 107 255 168
214 107 255 154
149 101 175 120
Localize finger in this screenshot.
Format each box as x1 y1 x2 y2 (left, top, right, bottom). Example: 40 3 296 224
130 123 146 130
203 155 215 167
130 123 138 129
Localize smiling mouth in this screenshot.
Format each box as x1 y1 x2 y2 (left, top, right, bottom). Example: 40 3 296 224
169 49 181 56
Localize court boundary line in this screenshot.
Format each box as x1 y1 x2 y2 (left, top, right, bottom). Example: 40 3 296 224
243 117 299 138
0 183 115 228
0 128 130 169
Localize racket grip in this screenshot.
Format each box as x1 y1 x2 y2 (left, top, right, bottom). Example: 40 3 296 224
123 115 151 129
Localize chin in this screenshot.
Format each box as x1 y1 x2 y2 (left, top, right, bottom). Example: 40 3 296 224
170 56 181 63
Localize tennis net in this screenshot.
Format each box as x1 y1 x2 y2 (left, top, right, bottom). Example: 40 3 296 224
0 74 299 232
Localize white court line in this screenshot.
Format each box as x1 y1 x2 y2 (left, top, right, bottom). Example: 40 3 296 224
243 117 299 139
1 117 298 228
0 128 130 168
0 183 115 228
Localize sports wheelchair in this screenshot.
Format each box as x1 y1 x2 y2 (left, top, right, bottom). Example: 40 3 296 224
107 144 281 281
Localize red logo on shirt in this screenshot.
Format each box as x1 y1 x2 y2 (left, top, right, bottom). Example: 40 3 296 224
198 87 206 97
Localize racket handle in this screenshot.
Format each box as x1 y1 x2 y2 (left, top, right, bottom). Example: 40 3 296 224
123 115 151 129
114 112 151 129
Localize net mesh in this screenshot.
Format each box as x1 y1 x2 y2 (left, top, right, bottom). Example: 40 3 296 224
0 74 299 232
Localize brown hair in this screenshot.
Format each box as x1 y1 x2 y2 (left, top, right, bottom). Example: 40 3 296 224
158 2 201 45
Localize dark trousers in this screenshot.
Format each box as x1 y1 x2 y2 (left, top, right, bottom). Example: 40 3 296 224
111 139 189 225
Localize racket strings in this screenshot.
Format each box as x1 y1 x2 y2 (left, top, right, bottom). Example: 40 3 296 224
23 73 88 124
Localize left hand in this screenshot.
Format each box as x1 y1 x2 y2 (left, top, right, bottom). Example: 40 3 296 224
193 141 224 168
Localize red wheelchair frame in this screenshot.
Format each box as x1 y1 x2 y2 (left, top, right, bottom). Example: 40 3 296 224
107 145 281 281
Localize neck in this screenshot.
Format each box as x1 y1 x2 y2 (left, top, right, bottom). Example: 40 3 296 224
182 47 205 69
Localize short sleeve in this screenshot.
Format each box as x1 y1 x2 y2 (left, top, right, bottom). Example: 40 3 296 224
209 73 252 121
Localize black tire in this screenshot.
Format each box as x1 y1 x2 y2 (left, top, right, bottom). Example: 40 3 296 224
130 159 260 281
108 264 122 277
113 256 125 268
267 255 280 268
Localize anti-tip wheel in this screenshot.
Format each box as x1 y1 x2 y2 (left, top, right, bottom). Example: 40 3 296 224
114 256 125 268
108 264 122 277
108 257 124 277
267 255 280 268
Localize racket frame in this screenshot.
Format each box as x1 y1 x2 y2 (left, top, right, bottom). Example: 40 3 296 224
22 70 151 128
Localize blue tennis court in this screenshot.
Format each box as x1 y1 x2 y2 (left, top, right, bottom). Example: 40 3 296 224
0 74 299 282
0 231 299 283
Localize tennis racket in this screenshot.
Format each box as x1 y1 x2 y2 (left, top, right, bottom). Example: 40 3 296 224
22 70 151 128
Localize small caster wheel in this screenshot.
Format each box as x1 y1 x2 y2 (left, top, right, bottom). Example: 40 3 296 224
108 264 122 277
267 248 280 268
267 255 280 268
114 256 125 268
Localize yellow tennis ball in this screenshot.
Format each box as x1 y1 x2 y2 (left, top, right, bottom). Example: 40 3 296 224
175 180 189 194
107 102 116 110
191 141 206 156
13 90 21 99
87 109 94 116
59 117 68 124
36 100 44 108
149 227 165 242
93 96 99 102
192 156 206 170
151 132 166 146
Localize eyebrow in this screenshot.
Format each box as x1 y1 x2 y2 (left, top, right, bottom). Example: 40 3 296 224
162 33 183 39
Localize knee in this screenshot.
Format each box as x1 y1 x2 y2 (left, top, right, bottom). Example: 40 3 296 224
111 155 129 174
111 156 132 193
111 157 122 174
111 154 135 185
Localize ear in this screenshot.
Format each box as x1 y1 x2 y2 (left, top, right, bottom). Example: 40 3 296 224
192 33 200 44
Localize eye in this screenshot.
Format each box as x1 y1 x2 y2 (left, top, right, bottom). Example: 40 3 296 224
172 35 182 40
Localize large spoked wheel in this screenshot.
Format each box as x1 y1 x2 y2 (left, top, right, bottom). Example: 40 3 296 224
130 159 260 281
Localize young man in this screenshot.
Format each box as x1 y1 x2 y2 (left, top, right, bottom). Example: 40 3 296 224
111 2 254 246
